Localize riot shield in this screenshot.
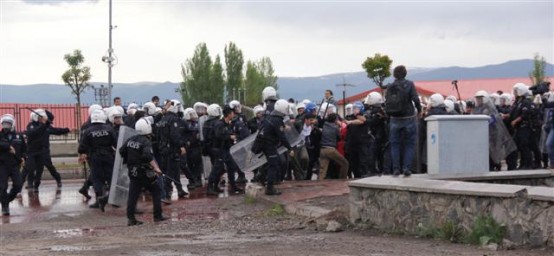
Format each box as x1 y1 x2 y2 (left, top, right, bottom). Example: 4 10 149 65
539 108 552 153
230 120 302 173
108 126 137 206
489 114 518 164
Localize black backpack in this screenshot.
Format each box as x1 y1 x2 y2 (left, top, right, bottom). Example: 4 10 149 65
385 81 409 116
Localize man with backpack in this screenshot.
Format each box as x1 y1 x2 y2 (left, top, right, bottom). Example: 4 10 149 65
382 65 422 177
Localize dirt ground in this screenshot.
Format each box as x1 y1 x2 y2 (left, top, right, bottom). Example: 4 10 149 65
0 182 551 256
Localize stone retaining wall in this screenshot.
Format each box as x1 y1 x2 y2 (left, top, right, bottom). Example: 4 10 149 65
349 176 554 248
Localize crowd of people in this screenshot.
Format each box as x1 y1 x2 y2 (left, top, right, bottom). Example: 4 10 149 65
1 65 552 226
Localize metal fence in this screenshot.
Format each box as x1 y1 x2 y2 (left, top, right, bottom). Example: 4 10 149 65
0 103 89 141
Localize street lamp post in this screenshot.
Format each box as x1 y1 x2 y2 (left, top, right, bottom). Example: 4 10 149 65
336 80 356 117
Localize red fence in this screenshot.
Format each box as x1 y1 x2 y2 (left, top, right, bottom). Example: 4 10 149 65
0 103 89 140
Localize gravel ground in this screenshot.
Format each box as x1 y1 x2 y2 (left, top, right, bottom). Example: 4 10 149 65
1 193 551 256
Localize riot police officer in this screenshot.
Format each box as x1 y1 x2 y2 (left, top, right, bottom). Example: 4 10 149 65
24 109 49 193
157 100 187 201
510 83 537 169
364 92 387 174
206 106 243 195
78 110 116 211
119 118 167 226
182 108 203 190
228 100 250 184
0 114 26 216
260 99 293 195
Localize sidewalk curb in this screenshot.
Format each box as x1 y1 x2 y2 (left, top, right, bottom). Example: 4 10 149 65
245 183 332 219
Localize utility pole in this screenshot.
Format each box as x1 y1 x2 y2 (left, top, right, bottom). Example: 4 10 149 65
102 0 116 104
336 77 356 117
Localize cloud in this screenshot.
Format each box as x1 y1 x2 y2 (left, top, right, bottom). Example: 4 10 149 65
21 0 98 5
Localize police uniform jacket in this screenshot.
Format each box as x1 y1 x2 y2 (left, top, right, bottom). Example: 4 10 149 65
78 123 116 158
0 130 27 167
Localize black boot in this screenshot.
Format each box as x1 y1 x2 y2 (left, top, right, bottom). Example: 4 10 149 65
230 186 244 194
127 218 144 226
1 202 9 216
236 174 248 184
177 189 188 198
265 184 281 196
206 182 219 196
154 215 169 222
98 196 108 212
79 186 91 200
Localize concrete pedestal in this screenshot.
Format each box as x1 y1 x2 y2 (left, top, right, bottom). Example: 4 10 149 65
425 115 490 175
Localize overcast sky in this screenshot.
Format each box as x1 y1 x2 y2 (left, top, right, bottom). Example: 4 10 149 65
0 0 552 85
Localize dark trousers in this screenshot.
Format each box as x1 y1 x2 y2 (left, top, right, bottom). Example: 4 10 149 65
0 164 22 205
161 154 184 197
208 149 238 187
304 146 319 180
346 140 372 178
43 151 61 183
262 147 281 185
89 156 114 197
515 127 533 168
187 148 203 184
24 153 45 189
127 177 162 220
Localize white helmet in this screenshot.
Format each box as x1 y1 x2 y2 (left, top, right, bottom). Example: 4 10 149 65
108 107 123 123
253 105 265 115
88 104 103 116
207 104 222 117
444 100 455 113
429 93 445 108
30 108 47 122
345 104 354 116
262 86 277 101
1 114 15 131
475 90 489 98
193 102 208 115
490 93 500 106
183 108 198 121
143 102 157 116
500 93 514 106
229 100 242 113
127 108 137 116
365 92 384 105
302 99 311 105
167 99 183 114
90 109 107 124
533 94 543 105
513 83 530 97
135 118 152 135
446 95 457 102
296 102 306 111
318 102 336 117
274 99 291 115
127 103 139 114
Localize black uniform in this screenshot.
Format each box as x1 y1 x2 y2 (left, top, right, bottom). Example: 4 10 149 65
24 120 49 191
207 118 241 193
43 125 70 187
119 134 163 224
231 113 250 183
510 97 539 169
183 119 203 188
78 123 116 201
366 104 388 174
345 112 373 178
260 111 291 193
0 128 26 215
157 112 186 199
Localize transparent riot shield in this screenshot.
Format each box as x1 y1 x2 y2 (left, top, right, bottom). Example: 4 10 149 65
539 108 552 153
230 120 302 173
489 114 518 164
108 126 137 206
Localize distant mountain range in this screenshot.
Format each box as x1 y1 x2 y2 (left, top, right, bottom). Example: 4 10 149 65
1 59 552 105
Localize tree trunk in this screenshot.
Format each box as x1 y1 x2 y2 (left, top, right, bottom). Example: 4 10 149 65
76 94 81 142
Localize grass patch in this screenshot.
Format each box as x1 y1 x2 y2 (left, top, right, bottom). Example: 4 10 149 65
466 215 506 245
416 221 465 243
264 204 285 217
244 195 256 205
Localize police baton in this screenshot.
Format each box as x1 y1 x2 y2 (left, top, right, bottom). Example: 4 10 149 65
161 173 182 186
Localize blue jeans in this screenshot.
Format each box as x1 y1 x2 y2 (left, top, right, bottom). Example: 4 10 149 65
389 117 417 172
546 129 554 166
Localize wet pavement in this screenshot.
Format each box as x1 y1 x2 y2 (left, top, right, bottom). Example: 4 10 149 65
1 178 232 226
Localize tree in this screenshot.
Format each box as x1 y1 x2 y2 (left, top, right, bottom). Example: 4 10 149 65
244 57 278 106
224 42 244 102
529 53 547 85
361 53 393 87
61 49 91 135
180 43 224 106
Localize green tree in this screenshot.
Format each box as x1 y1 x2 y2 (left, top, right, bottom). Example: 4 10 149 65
180 43 224 106
210 55 225 105
224 42 244 102
244 57 278 106
61 49 91 135
361 53 393 87
529 53 548 85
